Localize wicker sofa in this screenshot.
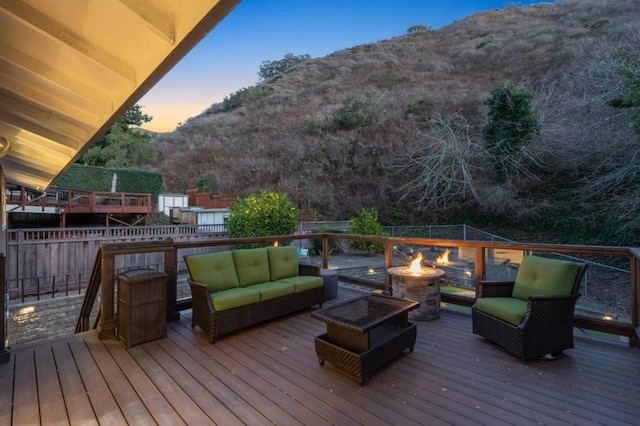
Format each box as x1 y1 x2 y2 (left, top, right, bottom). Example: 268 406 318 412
185 246 324 342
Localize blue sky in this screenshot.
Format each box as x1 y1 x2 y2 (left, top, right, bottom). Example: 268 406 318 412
140 0 545 132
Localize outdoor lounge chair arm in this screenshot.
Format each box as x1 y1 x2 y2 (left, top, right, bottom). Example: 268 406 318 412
478 280 515 298
521 293 581 329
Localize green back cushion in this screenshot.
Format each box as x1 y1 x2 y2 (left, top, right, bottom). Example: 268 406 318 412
267 246 299 280
512 256 579 300
232 248 271 286
185 251 239 293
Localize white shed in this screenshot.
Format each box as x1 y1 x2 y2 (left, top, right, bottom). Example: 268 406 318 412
195 208 230 226
158 193 188 217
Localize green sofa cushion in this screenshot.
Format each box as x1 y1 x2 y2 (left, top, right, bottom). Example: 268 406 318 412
267 246 299 280
210 287 261 311
512 256 579 300
475 297 527 326
232 248 271 286
185 251 239 293
277 275 324 293
246 281 295 301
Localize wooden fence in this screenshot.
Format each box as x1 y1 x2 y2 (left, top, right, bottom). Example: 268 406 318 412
6 224 228 301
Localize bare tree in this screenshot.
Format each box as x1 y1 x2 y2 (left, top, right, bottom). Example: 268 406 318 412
395 112 482 210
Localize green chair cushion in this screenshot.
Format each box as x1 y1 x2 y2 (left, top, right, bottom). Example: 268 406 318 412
232 248 271 287
185 251 239 293
267 246 299 280
277 276 324 293
210 287 261 311
512 256 579 300
246 281 295 301
475 297 527 326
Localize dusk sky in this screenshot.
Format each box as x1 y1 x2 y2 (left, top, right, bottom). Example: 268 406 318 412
139 0 545 132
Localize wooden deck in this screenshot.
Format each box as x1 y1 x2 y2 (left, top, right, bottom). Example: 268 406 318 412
1 287 639 425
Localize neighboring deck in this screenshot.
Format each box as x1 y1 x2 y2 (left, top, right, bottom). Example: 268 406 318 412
1 287 639 425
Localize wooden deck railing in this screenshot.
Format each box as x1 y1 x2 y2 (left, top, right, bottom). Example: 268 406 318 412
6 187 152 215
76 233 640 348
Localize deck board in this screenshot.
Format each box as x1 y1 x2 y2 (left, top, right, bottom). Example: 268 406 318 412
128 344 214 425
84 336 155 425
102 336 185 426
12 348 38 425
34 346 68 425
0 356 14 425
68 337 126 424
2 286 640 425
51 340 98 426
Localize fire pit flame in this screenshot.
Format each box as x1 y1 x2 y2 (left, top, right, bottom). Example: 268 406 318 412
436 249 450 265
409 252 423 274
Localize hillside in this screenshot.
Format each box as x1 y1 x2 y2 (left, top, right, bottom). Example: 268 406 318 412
152 0 640 245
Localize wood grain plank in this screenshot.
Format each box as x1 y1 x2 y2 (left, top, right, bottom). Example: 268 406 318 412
0 354 15 424
67 338 126 424
128 344 214 425
152 338 246 426
34 345 69 425
214 335 336 426
103 337 185 426
83 335 155 425
11 350 40 425
142 340 243 425
51 341 97 426
167 321 303 425
265 315 465 425
279 318 478 424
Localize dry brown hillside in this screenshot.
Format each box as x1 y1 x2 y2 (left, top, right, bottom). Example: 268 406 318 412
153 0 640 245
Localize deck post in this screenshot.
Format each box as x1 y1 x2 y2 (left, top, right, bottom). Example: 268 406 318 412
165 246 179 321
0 255 9 363
97 251 117 339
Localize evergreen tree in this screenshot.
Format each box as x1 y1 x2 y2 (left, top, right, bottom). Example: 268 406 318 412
78 104 157 167
482 82 539 183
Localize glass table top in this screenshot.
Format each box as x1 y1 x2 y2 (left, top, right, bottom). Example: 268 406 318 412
311 294 418 331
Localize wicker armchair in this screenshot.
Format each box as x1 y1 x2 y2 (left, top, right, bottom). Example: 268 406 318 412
472 255 587 360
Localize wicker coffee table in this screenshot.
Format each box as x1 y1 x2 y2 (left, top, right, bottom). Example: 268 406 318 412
311 294 419 384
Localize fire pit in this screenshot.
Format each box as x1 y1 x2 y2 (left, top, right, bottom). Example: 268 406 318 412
388 253 445 320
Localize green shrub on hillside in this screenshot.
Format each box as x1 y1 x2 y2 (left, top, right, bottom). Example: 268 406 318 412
608 47 640 132
367 69 411 88
228 190 299 248
220 85 272 112
406 24 433 35
258 53 311 81
482 82 539 183
331 92 387 133
349 209 387 254
305 92 387 135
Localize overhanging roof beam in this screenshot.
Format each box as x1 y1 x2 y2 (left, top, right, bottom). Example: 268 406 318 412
1 0 137 82
118 0 176 44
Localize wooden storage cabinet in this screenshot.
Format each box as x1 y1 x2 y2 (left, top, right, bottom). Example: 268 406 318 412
117 270 167 348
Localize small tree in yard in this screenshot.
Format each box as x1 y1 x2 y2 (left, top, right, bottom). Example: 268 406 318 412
228 190 299 248
349 209 387 255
